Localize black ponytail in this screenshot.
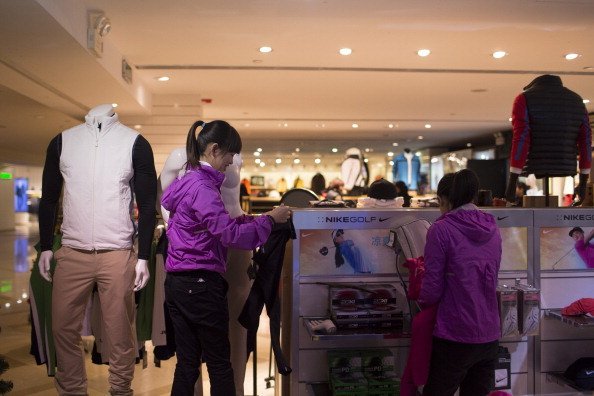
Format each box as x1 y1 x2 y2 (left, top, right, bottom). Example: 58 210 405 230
185 120 242 169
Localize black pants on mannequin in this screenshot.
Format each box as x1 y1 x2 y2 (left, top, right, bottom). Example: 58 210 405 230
165 271 235 396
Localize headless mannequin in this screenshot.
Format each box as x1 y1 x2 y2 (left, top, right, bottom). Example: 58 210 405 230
39 104 150 290
158 150 251 396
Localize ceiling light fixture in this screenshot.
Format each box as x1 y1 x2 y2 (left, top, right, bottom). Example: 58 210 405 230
259 46 273 53
133 125 142 129
339 48 352 56
417 49 431 57
253 151 260 157
418 135 424 140
352 123 359 128
331 148 338 153
315 158 321 164
294 158 301 164
275 158 282 164
388 123 394 128
387 152 394 157
389 161 394 166
392 142 399 147
111 103 118 108
583 99 590 104
157 76 170 82
255 158 261 164
565 53 579 60
425 124 431 129
260 162 266 167
364 158 369 163
295 148 300 152
257 148 262 152
492 51 507 59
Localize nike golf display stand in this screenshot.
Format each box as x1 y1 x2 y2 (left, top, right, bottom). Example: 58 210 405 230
284 207 538 395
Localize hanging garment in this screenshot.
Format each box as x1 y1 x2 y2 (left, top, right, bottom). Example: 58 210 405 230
238 222 295 375
392 153 421 190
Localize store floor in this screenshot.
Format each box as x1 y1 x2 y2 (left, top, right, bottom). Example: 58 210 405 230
0 220 277 395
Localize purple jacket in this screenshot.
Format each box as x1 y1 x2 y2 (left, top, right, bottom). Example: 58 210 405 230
161 164 272 273
419 204 502 343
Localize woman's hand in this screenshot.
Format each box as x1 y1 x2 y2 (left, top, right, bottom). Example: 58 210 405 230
266 204 292 224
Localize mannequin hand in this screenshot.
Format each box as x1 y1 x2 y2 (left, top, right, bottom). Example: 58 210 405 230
266 204 292 224
134 259 150 291
39 250 53 282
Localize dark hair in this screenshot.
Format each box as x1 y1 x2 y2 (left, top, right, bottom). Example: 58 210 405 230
517 182 528 195
569 227 584 237
368 179 397 200
436 173 455 199
394 181 409 195
185 120 242 169
449 169 479 209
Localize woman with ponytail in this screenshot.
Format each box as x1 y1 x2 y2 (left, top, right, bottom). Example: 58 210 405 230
419 169 502 396
161 120 291 396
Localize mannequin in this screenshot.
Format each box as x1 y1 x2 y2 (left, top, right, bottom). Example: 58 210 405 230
38 103 157 395
341 147 368 194
392 148 421 190
505 74 592 205
158 149 252 396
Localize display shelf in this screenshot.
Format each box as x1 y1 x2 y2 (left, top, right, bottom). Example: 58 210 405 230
545 309 594 327
305 382 330 395
546 372 594 393
302 317 410 341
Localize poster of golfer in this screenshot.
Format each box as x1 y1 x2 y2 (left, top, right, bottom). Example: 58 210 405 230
300 229 395 275
299 226 528 276
541 227 594 270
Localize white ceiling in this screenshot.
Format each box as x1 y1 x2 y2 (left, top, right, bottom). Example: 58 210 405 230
0 0 593 173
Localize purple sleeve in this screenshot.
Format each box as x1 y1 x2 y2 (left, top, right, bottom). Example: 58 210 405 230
418 224 447 307
192 185 272 249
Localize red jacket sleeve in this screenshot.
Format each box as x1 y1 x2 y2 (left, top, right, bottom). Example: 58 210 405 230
510 94 531 174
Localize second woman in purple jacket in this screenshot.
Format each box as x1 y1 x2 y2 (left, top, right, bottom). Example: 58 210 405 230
419 169 502 396
161 120 291 396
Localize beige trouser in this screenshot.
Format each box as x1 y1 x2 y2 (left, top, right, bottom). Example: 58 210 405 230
52 246 136 396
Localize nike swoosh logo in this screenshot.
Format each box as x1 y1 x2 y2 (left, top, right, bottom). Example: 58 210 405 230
379 217 391 222
586 370 594 376
497 216 508 221
301 232 313 237
542 229 553 234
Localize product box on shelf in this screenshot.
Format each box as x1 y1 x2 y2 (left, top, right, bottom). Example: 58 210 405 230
497 285 519 338
361 349 400 394
329 286 369 328
513 283 540 336
328 350 367 395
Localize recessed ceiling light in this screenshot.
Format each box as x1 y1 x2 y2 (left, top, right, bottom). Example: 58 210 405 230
253 151 260 157
275 158 282 164
257 148 262 152
315 158 321 164
565 53 579 60
156 76 170 82
294 158 301 164
259 46 273 53
425 124 432 129
283 123 288 127
364 158 369 163
332 148 338 153
134 124 142 129
260 162 266 167
352 123 359 128
112 103 118 108
388 123 394 128
365 148 370 153
415 151 422 157
467 143 472 147
255 158 261 164
583 99 590 104
392 142 399 147
389 160 394 166
387 152 394 157
417 49 431 57
339 48 352 56
295 148 300 152
418 135 424 140
509 117 512 122
492 51 507 59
